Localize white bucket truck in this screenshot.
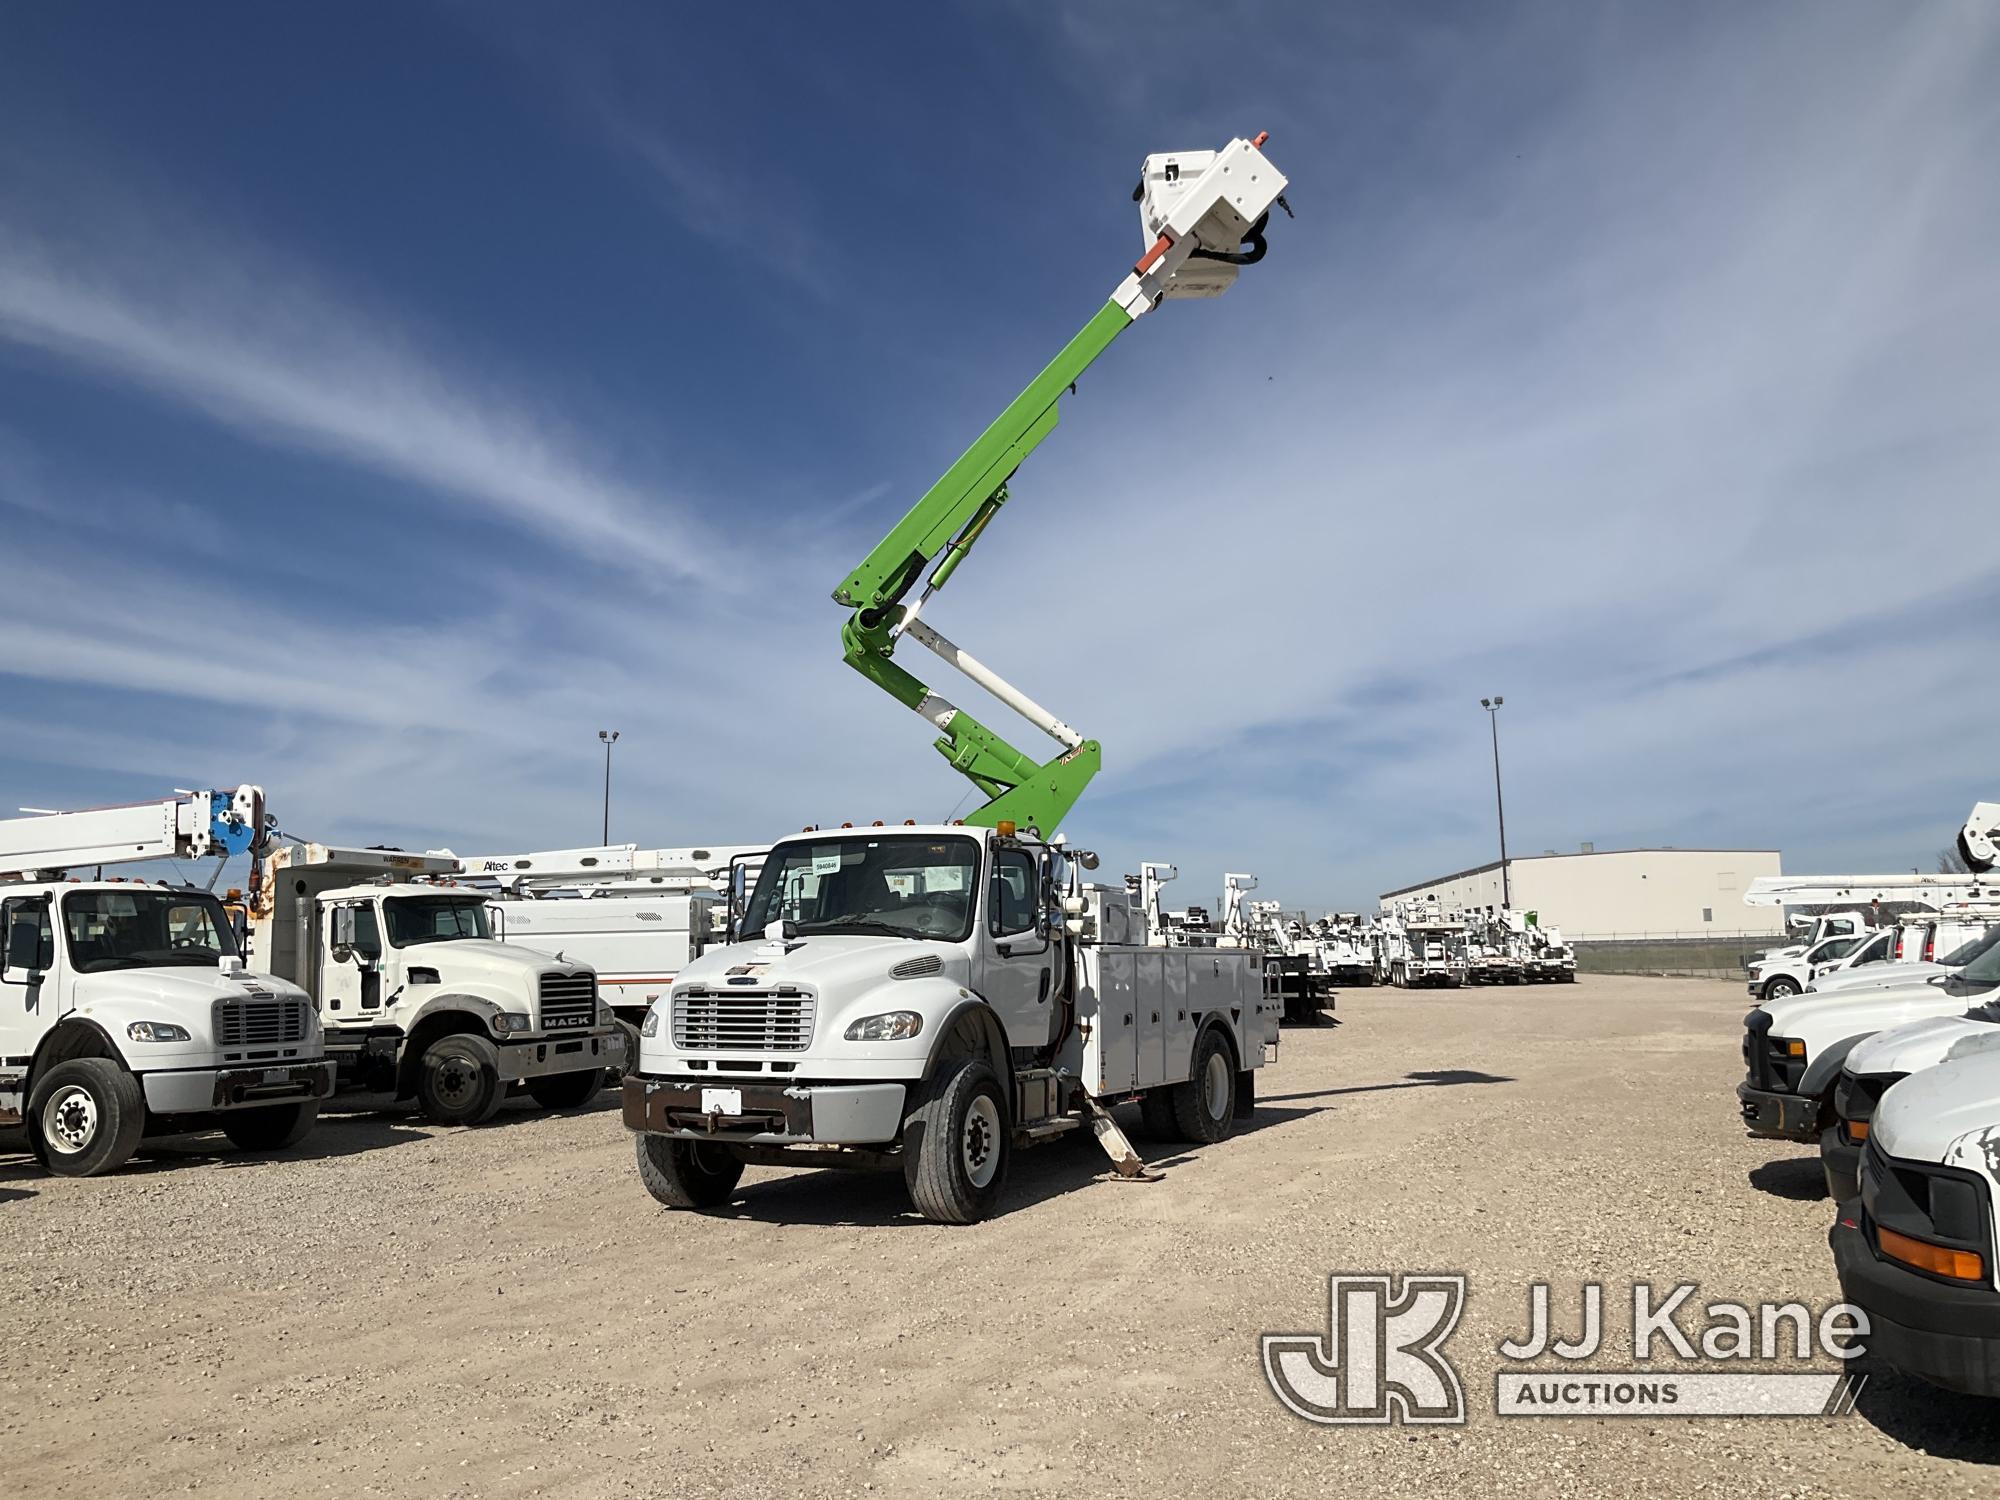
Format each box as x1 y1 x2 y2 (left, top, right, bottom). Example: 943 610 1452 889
0 788 332 1176
623 824 1278 1224
252 845 623 1123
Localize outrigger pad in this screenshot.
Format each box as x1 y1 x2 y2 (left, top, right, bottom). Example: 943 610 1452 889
1082 1096 1163 1182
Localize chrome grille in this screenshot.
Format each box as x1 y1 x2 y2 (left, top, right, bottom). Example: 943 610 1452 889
538 971 598 1030
673 986 814 1051
213 995 310 1047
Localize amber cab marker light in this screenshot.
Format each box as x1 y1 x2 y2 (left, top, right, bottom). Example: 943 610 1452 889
1879 1225 1985 1282
1785 1039 1807 1057
1846 1119 1870 1142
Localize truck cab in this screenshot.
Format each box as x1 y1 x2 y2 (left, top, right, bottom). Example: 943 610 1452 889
254 846 623 1123
1 881 331 1175
624 824 1277 1223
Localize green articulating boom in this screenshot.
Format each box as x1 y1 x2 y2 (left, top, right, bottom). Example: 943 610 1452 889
831 136 1289 836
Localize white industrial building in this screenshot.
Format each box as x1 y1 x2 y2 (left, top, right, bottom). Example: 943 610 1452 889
1380 846 1787 940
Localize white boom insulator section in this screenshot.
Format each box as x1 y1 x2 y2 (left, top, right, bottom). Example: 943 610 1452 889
1743 873 2000 909
902 618 1085 751
1962 802 2000 875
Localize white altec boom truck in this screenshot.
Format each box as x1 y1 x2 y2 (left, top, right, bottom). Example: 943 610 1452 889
251 845 623 1122
625 137 1292 1224
1736 804 2000 1147
0 788 333 1176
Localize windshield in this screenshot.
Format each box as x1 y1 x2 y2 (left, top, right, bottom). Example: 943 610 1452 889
62 889 239 974
1938 927 2000 968
1957 932 2000 987
383 896 492 946
741 835 980 941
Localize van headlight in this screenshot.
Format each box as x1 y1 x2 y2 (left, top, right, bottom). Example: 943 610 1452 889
844 1011 923 1042
640 1008 661 1037
127 1021 191 1043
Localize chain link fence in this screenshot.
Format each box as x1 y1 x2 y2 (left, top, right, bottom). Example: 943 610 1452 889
1573 931 1779 981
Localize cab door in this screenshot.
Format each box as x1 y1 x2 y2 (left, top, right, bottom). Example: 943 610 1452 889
0 894 56 1047
979 846 1053 1049
319 901 385 1017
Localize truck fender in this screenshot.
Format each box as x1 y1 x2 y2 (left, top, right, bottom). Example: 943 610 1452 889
1800 1035 1873 1098
918 997 1014 1102
32 1017 127 1079
393 994 508 1098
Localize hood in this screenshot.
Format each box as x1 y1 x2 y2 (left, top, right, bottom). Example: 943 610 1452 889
73 964 311 1012
675 934 969 999
1760 974 1991 1042
1847 1014 2000 1078
403 938 583 988
1810 961 1948 994
1875 1050 2000 1165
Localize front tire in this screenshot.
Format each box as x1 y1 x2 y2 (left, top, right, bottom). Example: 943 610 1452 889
527 1069 603 1110
1169 1029 1237 1145
1764 976 1801 1001
28 1058 146 1177
635 1134 745 1208
902 1057 1010 1224
416 1033 507 1125
221 1101 319 1152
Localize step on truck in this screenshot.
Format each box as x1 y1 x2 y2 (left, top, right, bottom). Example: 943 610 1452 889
251 845 624 1123
624 824 1278 1223
0 787 333 1176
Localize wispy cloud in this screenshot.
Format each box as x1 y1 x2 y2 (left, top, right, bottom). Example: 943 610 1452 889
0 225 722 582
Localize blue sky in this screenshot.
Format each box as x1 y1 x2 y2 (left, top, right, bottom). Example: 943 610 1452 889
2 2 1997 913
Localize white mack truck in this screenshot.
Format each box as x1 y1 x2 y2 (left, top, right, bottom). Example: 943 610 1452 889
625 824 1277 1223
252 845 623 1122
0 787 333 1176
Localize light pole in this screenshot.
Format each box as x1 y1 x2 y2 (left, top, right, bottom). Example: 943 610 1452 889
598 729 620 844
1479 697 1510 908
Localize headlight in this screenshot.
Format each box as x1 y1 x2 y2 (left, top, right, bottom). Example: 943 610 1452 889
491 1011 533 1036
640 1008 661 1037
597 1005 615 1028
127 1020 191 1043
844 1011 923 1042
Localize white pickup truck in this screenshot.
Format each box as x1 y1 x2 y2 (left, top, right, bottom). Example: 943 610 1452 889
1737 939 2000 1143
1745 931 1871 1002
1829 1047 2000 1397
623 824 1278 1224
1821 1005 2000 1202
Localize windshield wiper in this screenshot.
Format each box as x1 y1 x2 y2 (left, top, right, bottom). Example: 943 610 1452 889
793 919 915 939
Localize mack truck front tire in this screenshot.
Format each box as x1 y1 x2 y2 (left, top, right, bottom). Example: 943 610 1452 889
28 1058 146 1177
527 1069 604 1110
902 1057 1010 1225
416 1033 507 1125
1170 1029 1237 1145
635 1135 745 1209
221 1101 320 1153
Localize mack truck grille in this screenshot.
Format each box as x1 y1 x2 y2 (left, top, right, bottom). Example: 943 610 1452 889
213 995 311 1047
538 972 598 1030
672 986 815 1051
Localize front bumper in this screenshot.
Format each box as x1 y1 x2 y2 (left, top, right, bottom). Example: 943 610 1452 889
1831 1207 2000 1397
1736 1081 1820 1141
1821 1125 1863 1203
498 1029 624 1082
142 1058 337 1114
622 1074 907 1146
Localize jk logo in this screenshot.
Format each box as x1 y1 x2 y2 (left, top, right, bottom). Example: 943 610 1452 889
1262 1274 1468 1425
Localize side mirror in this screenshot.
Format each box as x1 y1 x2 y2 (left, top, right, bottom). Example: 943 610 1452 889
332 906 357 951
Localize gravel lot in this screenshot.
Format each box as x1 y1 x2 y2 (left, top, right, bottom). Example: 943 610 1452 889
4 974 1997 1498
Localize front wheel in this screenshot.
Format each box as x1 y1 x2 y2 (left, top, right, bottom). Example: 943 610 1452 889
1763 976 1801 1001
635 1134 745 1208
527 1069 604 1110
1169 1029 1237 1145
221 1101 319 1152
416 1033 507 1125
902 1057 1010 1224
28 1058 146 1177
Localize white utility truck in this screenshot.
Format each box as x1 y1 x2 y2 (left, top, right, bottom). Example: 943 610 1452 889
252 845 623 1122
1745 931 1868 1002
0 788 333 1175
1808 913 2000 996
1737 928 2000 1145
1821 1002 2000 1203
1378 903 1469 988
447 842 765 1064
624 825 1279 1223
1829 1047 2000 1398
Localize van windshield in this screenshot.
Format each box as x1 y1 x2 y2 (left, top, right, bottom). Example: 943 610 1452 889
62 889 239 973
1939 927 2000 968
742 835 980 941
